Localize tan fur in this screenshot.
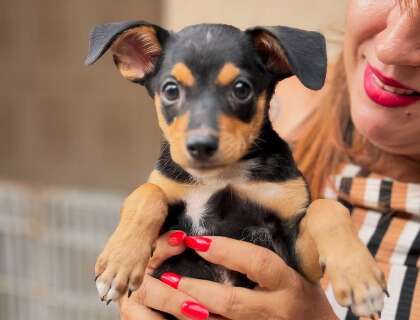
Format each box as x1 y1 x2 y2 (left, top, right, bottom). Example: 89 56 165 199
233 177 309 219
296 199 386 298
154 95 191 167
217 92 266 164
215 63 240 86
95 183 168 289
171 63 195 87
166 113 190 167
111 26 161 81
154 96 167 132
148 169 196 203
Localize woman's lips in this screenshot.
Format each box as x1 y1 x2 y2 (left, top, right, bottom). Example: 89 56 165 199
363 64 420 108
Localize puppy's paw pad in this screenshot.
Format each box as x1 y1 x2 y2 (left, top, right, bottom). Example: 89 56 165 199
327 251 386 317
350 284 385 317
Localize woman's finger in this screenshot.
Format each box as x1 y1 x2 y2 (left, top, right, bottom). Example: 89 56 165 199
118 295 166 320
185 236 296 290
170 274 265 319
133 274 210 320
147 230 187 273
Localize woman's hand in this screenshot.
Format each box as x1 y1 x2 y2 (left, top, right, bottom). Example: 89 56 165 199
119 232 338 320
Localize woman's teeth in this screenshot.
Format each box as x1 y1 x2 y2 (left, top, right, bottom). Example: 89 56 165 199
372 74 418 96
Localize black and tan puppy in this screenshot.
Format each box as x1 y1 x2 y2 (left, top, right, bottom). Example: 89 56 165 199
86 21 386 317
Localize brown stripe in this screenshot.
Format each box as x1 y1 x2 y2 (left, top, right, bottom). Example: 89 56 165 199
409 275 420 319
391 181 409 212
375 216 407 264
351 208 368 232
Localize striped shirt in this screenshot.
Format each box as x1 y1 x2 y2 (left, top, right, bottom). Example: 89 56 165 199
321 164 420 320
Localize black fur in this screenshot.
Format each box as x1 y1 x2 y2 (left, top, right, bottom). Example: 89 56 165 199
155 142 196 184
154 186 304 283
242 119 302 182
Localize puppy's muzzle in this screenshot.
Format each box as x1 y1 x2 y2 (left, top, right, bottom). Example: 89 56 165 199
186 134 219 161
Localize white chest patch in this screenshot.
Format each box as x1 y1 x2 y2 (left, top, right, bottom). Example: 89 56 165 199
183 182 227 234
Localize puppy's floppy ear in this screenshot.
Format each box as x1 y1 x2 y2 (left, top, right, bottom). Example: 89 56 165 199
246 26 327 90
85 20 170 84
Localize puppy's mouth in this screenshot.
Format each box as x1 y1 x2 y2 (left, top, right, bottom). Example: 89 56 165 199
185 160 230 176
187 161 226 171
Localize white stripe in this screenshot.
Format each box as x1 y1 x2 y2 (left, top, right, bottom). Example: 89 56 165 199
325 284 348 319
381 265 406 319
335 176 341 192
364 179 381 208
323 185 337 200
358 210 381 245
390 220 420 265
406 184 420 216
341 164 361 177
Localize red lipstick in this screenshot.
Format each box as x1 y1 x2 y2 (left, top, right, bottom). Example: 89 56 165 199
363 64 420 108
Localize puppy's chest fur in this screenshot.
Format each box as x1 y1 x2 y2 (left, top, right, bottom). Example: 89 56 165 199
183 182 226 235
157 173 304 286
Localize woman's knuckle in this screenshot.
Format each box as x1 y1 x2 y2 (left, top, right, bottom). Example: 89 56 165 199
220 286 238 315
254 248 278 275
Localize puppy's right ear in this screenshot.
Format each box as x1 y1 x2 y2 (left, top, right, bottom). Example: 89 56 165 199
85 20 170 84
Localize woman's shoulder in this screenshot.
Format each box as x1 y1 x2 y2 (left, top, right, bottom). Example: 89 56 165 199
271 65 335 139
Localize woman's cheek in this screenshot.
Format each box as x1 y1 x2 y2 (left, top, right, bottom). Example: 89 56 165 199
350 96 420 155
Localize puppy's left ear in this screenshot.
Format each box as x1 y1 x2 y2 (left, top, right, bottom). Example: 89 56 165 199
246 26 327 90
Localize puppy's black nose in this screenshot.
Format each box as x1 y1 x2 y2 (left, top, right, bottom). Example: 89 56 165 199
186 135 218 161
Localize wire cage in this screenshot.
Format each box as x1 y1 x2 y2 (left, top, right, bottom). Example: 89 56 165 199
0 182 123 320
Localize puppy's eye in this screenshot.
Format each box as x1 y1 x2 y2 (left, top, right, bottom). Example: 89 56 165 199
232 80 253 102
162 82 180 102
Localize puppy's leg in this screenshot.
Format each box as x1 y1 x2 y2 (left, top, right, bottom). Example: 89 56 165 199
296 199 387 318
95 183 168 303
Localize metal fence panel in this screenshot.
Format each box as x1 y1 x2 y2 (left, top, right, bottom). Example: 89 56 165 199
0 182 123 320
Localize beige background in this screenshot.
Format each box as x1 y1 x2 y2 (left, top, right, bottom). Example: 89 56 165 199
0 0 347 193
162 0 347 58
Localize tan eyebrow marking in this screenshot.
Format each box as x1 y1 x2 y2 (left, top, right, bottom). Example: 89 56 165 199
170 63 195 87
215 63 241 86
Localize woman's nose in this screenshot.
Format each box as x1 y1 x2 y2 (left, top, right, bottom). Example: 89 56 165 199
375 6 420 66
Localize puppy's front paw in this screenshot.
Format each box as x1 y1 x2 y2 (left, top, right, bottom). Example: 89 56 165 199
94 232 152 304
326 247 387 318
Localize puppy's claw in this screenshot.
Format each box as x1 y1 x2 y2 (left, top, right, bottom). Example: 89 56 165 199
128 288 133 298
106 299 112 306
384 289 390 298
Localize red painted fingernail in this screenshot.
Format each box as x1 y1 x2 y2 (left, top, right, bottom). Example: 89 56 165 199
160 272 181 289
168 231 186 246
185 236 211 252
181 301 209 320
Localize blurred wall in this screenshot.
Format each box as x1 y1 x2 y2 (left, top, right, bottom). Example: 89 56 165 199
0 0 163 192
0 1 346 192
162 0 347 58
